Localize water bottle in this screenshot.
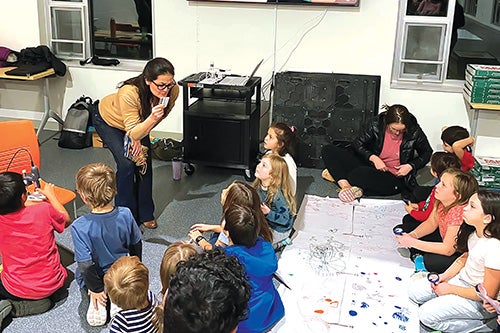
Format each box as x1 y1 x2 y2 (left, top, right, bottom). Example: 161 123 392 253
412 254 427 272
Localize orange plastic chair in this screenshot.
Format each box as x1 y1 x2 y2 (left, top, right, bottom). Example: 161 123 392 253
0 120 77 217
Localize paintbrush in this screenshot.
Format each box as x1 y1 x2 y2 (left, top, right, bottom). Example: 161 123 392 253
273 273 291 290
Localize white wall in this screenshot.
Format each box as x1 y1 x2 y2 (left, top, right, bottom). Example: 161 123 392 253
1 0 498 156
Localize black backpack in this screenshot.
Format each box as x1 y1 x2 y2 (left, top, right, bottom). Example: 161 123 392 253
58 96 93 149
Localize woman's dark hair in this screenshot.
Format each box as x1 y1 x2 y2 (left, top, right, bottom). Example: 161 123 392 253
119 57 175 121
456 190 500 253
381 104 411 129
224 204 259 247
0 172 27 214
441 126 469 146
270 122 297 158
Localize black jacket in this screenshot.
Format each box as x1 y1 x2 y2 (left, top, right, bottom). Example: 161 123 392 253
351 111 433 183
8 45 66 76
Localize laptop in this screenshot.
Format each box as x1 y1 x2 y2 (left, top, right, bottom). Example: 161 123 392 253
218 59 263 86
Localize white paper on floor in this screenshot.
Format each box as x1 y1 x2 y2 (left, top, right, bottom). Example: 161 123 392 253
275 195 419 333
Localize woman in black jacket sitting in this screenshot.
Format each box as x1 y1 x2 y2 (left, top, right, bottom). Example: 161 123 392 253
321 104 433 202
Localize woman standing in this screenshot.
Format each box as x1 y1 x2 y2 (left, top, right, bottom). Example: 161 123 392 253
93 57 178 229
321 104 432 202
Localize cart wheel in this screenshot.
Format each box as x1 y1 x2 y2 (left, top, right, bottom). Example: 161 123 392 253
244 169 254 181
184 163 195 176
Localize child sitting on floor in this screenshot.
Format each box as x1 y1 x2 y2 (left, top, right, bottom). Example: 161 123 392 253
263 122 298 195
0 172 71 323
189 181 273 250
441 125 475 172
395 168 478 273
253 154 296 241
104 256 160 333
221 204 284 333
407 190 500 332
156 242 197 332
405 152 461 222
71 163 142 326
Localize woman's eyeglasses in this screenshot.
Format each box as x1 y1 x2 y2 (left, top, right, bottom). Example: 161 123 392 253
152 80 176 90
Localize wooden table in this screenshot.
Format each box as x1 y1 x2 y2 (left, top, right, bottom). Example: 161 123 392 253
0 67 63 137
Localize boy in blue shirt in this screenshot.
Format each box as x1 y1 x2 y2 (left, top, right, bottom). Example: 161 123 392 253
71 163 142 326
218 204 284 333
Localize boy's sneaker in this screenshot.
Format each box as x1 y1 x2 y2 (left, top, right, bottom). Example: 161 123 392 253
0 300 12 327
10 298 52 317
86 301 107 326
397 247 411 258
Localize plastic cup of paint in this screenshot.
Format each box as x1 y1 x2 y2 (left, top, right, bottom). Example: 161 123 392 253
427 272 439 285
393 227 404 235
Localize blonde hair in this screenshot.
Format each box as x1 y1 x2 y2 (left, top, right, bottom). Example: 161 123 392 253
76 163 116 208
104 256 149 310
154 242 196 332
253 154 296 215
160 242 197 295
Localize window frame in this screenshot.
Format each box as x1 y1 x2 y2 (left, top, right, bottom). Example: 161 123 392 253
391 0 464 92
46 0 90 61
45 0 153 64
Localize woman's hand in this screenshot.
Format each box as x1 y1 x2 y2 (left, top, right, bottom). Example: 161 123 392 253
130 138 143 157
191 224 217 233
188 229 202 243
396 233 416 247
395 164 413 177
370 155 387 172
149 104 165 122
261 203 270 215
88 290 107 309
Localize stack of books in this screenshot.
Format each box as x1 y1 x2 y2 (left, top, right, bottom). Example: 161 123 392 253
464 64 500 105
471 156 500 189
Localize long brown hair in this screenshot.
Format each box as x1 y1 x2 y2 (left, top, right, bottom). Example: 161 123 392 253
223 181 273 242
456 190 500 253
119 57 175 121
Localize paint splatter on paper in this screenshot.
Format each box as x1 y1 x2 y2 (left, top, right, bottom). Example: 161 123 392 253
275 195 419 333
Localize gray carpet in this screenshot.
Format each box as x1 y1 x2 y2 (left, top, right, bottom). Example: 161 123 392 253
2 130 432 332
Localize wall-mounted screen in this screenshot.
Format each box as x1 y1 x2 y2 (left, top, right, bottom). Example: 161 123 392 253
188 0 359 6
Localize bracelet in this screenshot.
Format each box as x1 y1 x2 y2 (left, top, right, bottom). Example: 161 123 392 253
195 235 206 245
410 231 418 238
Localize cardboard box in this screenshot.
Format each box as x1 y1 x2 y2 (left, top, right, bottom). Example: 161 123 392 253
467 64 500 78
466 71 500 88
92 132 106 148
463 89 500 104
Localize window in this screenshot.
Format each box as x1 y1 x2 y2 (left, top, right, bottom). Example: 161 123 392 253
46 0 153 61
392 0 453 85
46 0 89 60
392 0 500 89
